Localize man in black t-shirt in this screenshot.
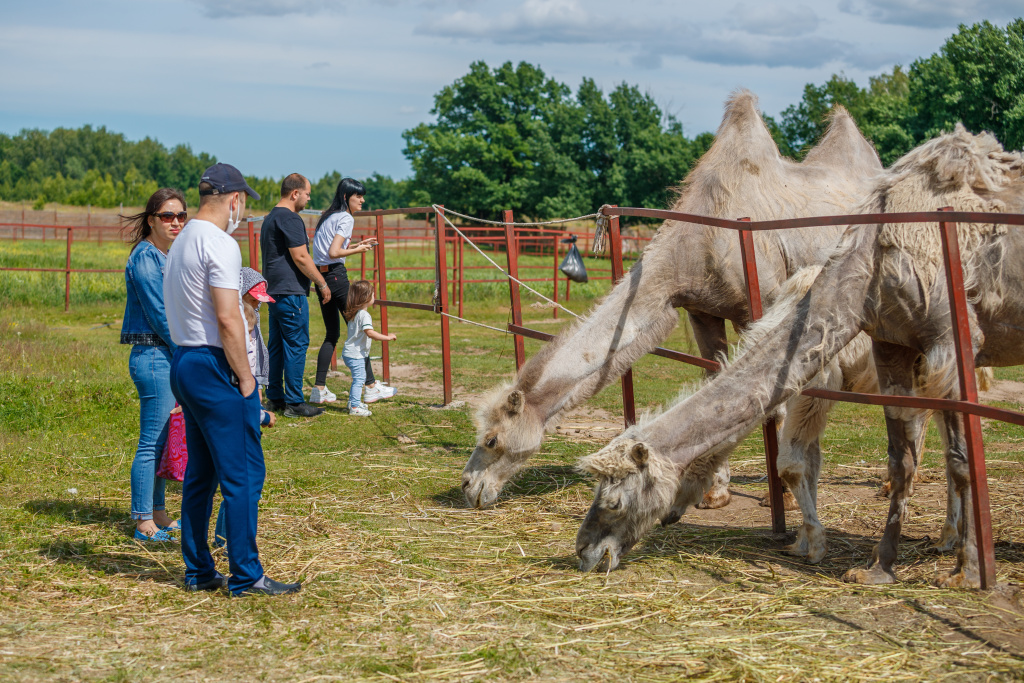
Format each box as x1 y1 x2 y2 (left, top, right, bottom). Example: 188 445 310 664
260 173 330 418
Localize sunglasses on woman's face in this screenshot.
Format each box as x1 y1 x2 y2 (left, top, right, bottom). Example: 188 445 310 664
154 212 187 223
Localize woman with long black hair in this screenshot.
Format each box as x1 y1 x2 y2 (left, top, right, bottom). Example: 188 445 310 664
309 178 394 404
119 188 186 542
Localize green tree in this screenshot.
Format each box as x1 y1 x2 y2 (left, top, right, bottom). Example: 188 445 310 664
909 19 1024 149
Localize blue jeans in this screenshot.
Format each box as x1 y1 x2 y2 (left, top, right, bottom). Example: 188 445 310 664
267 295 310 405
128 345 175 521
170 346 265 594
344 355 366 408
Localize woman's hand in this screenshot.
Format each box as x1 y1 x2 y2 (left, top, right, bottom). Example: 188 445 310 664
354 238 377 253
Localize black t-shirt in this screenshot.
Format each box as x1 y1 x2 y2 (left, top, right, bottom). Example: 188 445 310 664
260 207 310 298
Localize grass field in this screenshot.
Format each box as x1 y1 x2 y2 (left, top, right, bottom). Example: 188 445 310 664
2 237 1024 681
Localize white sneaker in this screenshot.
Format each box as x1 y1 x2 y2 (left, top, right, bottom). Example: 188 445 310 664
364 384 397 403
310 386 337 404
349 405 372 417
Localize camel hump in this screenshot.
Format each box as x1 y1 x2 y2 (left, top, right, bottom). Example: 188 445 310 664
802 104 882 173
710 89 780 162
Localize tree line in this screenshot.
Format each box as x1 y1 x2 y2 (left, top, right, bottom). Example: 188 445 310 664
1 19 1019 218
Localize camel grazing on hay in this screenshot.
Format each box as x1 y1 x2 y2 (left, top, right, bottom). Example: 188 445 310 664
461 90 882 510
575 125 1023 588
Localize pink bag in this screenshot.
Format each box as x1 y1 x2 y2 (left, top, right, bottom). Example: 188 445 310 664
156 407 188 482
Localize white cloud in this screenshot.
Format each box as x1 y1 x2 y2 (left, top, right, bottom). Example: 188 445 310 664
838 0 1023 29
192 0 342 18
733 3 820 37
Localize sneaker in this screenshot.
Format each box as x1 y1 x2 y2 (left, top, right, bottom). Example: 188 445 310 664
284 402 325 418
264 399 286 413
186 573 228 592
309 386 337 404
364 384 397 403
349 405 372 417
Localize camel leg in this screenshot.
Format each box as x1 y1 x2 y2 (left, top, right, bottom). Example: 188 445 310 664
778 371 838 564
935 411 981 588
689 312 733 510
843 342 926 585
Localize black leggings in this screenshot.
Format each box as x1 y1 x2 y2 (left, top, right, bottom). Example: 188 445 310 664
315 266 375 387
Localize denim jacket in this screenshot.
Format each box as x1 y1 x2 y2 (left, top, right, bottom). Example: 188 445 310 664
120 240 177 353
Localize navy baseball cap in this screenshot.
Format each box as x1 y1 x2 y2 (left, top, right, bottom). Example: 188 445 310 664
199 163 261 200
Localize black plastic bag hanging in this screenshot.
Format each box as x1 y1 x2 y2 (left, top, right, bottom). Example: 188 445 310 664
559 235 588 283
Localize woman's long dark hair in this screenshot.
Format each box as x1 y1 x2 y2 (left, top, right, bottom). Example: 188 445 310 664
120 188 187 250
315 178 366 232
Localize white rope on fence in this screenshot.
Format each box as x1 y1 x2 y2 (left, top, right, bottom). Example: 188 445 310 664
436 207 600 227
439 312 508 334
431 205 583 320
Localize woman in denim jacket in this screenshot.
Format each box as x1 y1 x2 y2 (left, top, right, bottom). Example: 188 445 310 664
120 188 187 542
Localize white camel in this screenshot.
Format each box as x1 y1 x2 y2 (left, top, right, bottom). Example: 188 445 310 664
575 125 1023 588
462 90 882 510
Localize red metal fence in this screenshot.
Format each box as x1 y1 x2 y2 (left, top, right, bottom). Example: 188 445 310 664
4 202 1020 588
500 205 1024 590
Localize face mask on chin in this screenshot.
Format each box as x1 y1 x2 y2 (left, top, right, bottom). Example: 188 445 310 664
226 196 242 235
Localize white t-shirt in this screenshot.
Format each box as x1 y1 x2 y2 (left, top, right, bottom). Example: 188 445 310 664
343 308 374 358
312 212 354 266
164 219 243 348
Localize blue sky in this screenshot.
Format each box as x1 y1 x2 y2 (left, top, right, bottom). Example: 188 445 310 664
1 0 1019 180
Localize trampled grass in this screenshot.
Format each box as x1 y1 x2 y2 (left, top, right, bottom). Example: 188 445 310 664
1 241 1023 680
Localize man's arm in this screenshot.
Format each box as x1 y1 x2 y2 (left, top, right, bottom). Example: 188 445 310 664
212 287 256 397
288 245 330 303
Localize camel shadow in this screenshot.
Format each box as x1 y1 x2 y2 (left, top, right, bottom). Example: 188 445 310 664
430 465 587 508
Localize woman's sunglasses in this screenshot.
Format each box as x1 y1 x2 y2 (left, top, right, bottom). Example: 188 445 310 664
153 211 188 223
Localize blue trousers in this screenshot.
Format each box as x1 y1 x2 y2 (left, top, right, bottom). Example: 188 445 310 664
170 345 265 593
343 355 367 409
128 345 174 520
267 295 309 405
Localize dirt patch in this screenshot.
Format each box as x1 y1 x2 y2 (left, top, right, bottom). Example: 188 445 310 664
981 379 1024 406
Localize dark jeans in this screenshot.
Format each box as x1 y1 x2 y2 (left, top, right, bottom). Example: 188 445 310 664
267 295 309 405
315 266 375 387
170 345 265 594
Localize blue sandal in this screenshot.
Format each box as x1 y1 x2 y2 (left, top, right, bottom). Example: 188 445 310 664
134 528 177 543
159 520 181 532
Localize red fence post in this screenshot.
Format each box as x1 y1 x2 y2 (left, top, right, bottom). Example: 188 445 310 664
939 208 995 589
247 219 259 272
457 232 465 320
435 207 453 404
504 211 527 370
64 228 73 312
552 234 559 320
375 211 391 385
738 219 786 534
608 209 636 427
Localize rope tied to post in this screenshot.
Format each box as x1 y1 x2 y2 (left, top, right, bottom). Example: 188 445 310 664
593 205 613 254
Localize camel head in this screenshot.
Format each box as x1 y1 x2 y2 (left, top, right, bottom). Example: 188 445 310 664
462 385 546 508
574 437 677 572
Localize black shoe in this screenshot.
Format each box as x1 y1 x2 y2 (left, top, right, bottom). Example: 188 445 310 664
187 574 227 592
234 576 302 597
284 402 324 418
264 399 286 413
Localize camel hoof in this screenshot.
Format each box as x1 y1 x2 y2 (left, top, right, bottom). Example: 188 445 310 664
842 565 897 585
927 525 959 553
782 541 807 558
935 570 980 590
757 491 799 511
806 544 826 565
696 488 731 510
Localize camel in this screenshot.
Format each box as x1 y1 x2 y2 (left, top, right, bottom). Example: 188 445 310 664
462 90 883 510
575 125 1023 588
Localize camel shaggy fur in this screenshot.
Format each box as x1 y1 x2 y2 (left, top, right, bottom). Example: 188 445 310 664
575 125 1024 587
462 90 882 510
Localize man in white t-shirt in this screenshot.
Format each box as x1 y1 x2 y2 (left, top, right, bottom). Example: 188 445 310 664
164 163 300 597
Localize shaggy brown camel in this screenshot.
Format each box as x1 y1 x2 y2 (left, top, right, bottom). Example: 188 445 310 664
461 90 882 510
575 125 1023 588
